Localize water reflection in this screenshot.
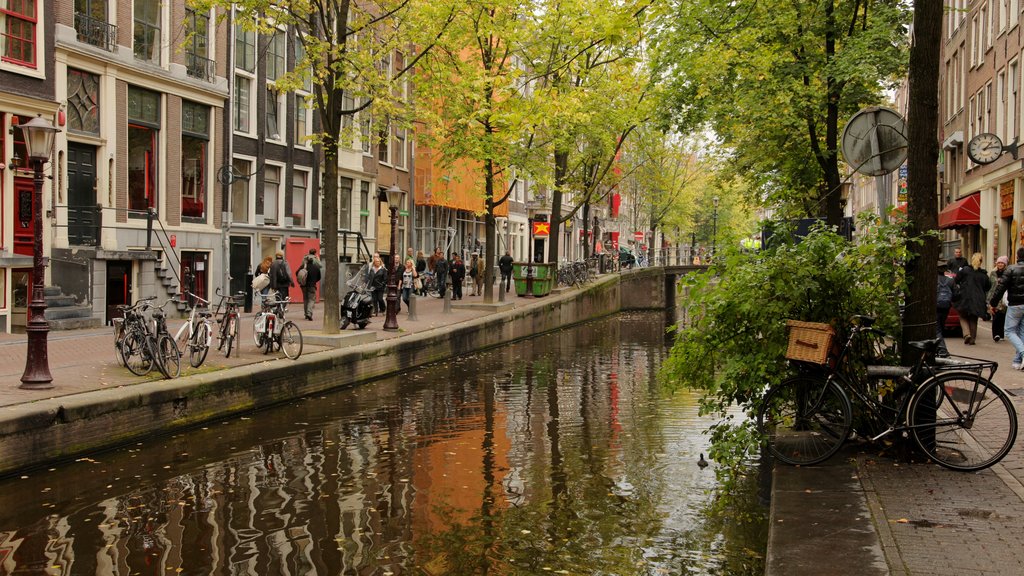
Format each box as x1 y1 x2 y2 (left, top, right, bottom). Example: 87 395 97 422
0 313 765 575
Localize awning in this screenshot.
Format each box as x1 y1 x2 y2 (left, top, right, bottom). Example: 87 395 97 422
938 193 980 229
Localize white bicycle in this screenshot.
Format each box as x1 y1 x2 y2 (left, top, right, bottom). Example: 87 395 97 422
174 291 215 368
253 296 303 359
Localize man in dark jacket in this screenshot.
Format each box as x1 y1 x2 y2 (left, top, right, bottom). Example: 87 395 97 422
434 252 449 298
268 251 294 304
990 247 1024 369
498 250 514 293
948 247 969 275
297 248 321 321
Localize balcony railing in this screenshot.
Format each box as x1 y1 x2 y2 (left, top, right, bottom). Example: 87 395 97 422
186 52 216 83
74 12 118 52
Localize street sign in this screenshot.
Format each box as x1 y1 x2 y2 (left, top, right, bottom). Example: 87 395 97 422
634 231 644 242
533 222 550 236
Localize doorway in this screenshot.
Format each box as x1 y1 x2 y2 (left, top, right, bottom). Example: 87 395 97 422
106 261 132 325
67 143 99 246
229 236 252 297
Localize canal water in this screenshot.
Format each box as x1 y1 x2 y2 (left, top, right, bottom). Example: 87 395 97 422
0 312 767 575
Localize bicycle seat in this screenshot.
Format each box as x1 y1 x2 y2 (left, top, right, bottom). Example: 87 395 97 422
908 338 942 353
198 310 212 318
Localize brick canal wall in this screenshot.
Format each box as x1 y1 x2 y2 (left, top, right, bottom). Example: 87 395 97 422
0 269 672 475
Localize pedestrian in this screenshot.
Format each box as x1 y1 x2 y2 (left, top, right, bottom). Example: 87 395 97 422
954 252 991 345
948 247 969 275
369 253 387 315
268 251 294 304
469 252 485 296
988 255 1010 341
990 247 1024 369
434 251 449 298
402 258 417 307
498 250 514 293
415 250 428 294
255 255 273 303
428 247 443 273
936 260 954 357
450 253 466 300
297 248 321 321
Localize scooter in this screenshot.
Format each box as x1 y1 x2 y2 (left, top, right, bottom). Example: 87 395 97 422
340 263 374 329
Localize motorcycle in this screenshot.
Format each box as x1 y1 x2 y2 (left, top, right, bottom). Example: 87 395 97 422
340 263 374 329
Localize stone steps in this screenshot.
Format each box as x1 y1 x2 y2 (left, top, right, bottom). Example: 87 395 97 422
42 287 102 331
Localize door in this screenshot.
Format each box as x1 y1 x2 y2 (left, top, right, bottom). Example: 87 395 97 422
229 236 251 298
286 238 321 303
67 143 98 246
106 261 132 325
12 177 35 256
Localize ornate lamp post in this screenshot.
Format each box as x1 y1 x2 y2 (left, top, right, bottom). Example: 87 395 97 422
19 115 60 389
711 196 720 261
383 184 404 331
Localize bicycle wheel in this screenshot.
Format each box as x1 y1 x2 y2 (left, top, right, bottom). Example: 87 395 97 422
280 321 303 359
189 323 211 368
157 334 181 379
123 329 153 376
253 315 263 346
908 372 1017 471
224 315 237 358
758 375 853 466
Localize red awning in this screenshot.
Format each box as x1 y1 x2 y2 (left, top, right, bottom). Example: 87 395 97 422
938 193 980 229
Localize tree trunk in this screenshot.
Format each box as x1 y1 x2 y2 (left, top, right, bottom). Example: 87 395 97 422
548 149 569 263
484 158 496 302
903 0 942 354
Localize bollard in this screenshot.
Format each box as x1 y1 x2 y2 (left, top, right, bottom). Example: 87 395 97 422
407 290 418 321
443 278 453 314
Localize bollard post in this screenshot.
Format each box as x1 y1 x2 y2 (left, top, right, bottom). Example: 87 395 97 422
443 276 453 313
407 289 418 321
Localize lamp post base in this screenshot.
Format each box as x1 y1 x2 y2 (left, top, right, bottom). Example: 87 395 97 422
20 310 53 389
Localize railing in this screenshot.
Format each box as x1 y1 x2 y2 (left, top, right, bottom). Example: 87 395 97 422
186 52 216 83
74 12 118 52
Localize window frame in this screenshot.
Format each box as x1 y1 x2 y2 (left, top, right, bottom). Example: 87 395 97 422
181 100 210 223
1 0 38 68
133 0 162 64
127 87 162 215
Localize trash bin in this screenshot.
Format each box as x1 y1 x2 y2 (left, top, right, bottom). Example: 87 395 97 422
513 262 555 296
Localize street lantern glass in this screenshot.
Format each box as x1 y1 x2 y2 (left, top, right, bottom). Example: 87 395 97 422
19 115 59 161
712 196 720 208
385 184 404 210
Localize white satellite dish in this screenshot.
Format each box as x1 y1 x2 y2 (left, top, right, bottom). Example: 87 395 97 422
841 107 908 177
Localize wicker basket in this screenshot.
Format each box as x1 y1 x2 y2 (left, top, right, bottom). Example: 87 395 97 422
785 320 835 364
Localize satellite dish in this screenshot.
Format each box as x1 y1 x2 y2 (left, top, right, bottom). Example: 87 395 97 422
841 107 908 177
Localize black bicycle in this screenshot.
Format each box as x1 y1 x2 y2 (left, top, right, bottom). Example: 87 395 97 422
758 316 1017 472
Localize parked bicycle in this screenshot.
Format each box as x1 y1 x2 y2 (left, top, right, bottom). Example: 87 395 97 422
253 296 303 359
213 287 244 358
149 299 181 378
557 260 592 287
116 297 179 379
174 291 214 368
758 315 1017 472
419 271 441 298
114 296 156 371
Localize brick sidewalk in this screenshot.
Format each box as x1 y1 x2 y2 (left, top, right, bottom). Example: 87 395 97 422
0 290 510 408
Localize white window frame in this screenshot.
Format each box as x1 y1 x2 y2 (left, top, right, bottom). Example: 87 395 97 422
230 155 256 224
261 162 284 226
0 0 47 78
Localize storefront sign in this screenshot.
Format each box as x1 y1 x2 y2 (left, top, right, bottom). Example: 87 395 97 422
1001 181 1014 218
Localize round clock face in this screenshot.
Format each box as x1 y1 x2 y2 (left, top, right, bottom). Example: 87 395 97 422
968 132 1003 164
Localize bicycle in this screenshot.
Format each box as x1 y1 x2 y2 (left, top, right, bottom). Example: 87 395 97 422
253 296 303 359
420 272 441 298
174 291 214 368
149 299 181 379
213 287 244 358
758 315 1017 472
115 296 157 373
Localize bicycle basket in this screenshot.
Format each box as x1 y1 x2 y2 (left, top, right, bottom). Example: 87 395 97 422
785 320 835 365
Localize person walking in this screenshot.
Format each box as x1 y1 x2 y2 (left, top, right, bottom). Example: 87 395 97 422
990 248 1024 369
369 253 387 315
297 248 321 321
936 261 954 357
954 252 991 345
449 253 466 300
255 255 273 303
268 251 294 304
415 250 428 295
434 251 449 299
988 255 1009 341
469 252 485 296
948 247 969 275
402 258 417 308
498 250 514 293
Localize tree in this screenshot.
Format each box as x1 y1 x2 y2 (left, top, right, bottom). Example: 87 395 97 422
653 0 910 225
192 0 453 331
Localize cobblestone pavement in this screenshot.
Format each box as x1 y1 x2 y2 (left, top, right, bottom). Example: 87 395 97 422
858 321 1024 575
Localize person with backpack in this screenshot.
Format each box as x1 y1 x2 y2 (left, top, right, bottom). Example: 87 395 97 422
987 255 1010 341
296 248 322 321
268 251 294 304
936 260 954 357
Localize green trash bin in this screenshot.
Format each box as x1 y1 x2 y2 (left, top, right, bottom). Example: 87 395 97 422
513 262 555 296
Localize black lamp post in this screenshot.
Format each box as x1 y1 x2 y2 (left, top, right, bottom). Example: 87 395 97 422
19 115 60 389
383 184 404 331
711 196 720 261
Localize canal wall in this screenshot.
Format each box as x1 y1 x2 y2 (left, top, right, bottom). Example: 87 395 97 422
0 268 671 475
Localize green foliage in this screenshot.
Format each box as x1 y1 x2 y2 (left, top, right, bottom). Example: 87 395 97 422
662 214 907 475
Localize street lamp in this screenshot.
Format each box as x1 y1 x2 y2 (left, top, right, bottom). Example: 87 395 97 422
19 115 60 389
383 184 404 331
711 196 720 261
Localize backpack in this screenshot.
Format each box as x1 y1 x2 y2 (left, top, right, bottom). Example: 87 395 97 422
297 266 308 287
937 275 953 308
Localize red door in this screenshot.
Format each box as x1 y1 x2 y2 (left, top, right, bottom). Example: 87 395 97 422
12 177 35 256
286 238 321 303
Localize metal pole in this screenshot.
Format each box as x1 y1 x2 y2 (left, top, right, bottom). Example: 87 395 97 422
384 205 400 330
20 157 53 388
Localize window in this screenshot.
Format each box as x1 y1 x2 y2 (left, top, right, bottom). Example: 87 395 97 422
133 0 160 63
263 165 280 224
181 101 209 221
231 158 250 223
266 32 285 81
128 87 160 212
1 0 37 67
295 40 312 92
266 87 281 139
295 96 309 146
185 8 212 82
393 127 407 168
234 23 255 72
360 180 369 235
377 120 390 164
234 75 251 133
360 108 371 154
340 177 352 230
179 251 209 301
291 169 308 227
67 68 100 135
342 92 356 148
75 0 114 51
